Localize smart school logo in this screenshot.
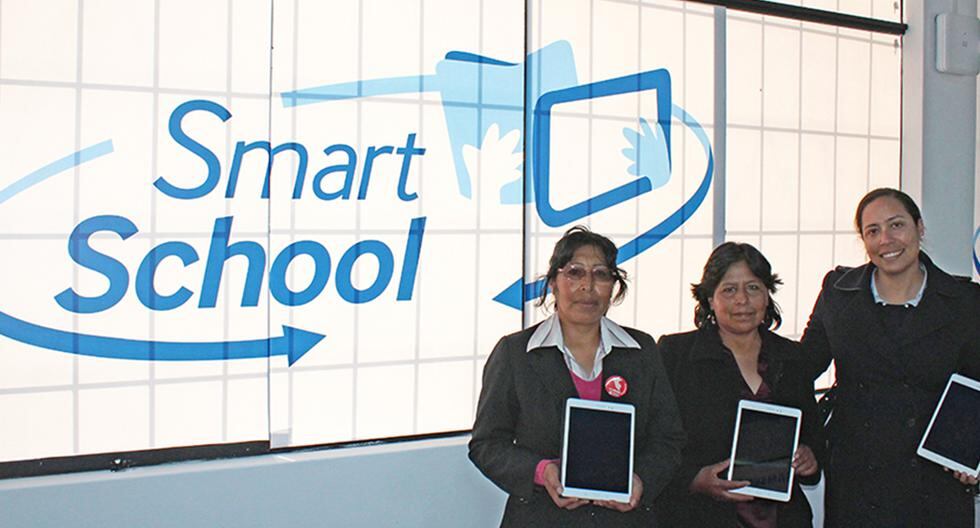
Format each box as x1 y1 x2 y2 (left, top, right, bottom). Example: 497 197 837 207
0 41 712 365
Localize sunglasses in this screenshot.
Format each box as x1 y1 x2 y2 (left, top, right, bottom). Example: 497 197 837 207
558 263 617 284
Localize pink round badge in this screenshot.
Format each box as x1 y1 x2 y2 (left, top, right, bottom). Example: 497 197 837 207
604 375 628 398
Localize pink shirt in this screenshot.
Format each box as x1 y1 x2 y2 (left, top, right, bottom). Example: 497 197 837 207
533 371 603 486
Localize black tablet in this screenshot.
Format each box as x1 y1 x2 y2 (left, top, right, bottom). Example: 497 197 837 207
727 400 802 502
560 398 635 503
917 373 980 476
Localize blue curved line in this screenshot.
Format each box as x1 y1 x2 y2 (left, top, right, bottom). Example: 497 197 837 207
0 309 322 366
0 140 114 205
973 226 979 276
282 50 518 108
444 51 517 66
495 103 713 309
282 75 440 107
532 70 671 227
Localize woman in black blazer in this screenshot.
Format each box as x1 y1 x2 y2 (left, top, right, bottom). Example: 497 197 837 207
801 188 980 527
656 242 822 528
469 226 685 527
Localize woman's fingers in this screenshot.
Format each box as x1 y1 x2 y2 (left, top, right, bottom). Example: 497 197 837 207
719 490 756 502
595 473 643 512
541 463 569 508
541 462 592 510
689 459 757 502
952 470 979 486
545 483 588 509
543 481 564 507
594 499 628 512
793 445 819 476
710 458 732 473
594 498 639 512
711 464 753 502
718 478 752 490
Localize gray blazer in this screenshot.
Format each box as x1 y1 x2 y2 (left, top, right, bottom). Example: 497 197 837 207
468 322 685 527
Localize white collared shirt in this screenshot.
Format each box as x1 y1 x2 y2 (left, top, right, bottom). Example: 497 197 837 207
525 313 641 381
870 262 928 307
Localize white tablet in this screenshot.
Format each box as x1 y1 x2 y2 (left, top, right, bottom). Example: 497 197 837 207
727 400 802 502
917 373 980 477
560 398 635 503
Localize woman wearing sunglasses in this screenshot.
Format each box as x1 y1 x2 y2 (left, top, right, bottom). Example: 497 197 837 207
469 225 685 527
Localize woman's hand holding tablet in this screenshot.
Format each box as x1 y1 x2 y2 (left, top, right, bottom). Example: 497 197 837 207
791 444 819 477
947 468 979 486
540 462 590 510
689 458 754 502
726 400 803 502
916 373 980 479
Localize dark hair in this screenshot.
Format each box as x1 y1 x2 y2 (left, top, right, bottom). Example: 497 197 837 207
854 187 922 233
538 225 628 307
690 242 783 330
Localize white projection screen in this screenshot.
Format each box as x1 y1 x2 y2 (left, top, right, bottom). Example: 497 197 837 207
0 0 900 468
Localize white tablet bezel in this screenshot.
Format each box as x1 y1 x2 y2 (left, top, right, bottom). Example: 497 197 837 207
726 399 802 502
916 373 980 477
560 398 635 503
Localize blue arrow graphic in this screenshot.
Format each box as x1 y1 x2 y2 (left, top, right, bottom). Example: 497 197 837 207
973 226 979 276
0 139 324 366
494 103 714 310
0 309 323 366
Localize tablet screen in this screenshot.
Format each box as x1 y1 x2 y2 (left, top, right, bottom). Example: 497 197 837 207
565 406 631 493
731 408 797 493
921 379 980 471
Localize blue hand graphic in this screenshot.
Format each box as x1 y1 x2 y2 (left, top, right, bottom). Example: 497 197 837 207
622 117 670 190
282 42 580 205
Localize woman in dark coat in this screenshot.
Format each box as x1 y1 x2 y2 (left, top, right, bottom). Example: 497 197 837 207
469 226 686 527
656 242 822 528
801 187 980 527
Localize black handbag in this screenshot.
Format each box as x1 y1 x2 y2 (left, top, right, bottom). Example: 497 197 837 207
817 384 837 427
815 384 837 464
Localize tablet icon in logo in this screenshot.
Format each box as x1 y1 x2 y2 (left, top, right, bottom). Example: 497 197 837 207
532 70 672 227
281 40 679 212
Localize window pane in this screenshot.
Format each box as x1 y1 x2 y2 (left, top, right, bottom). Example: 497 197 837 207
0 0 903 468
727 10 902 388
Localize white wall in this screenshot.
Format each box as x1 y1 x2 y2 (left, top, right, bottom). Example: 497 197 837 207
904 0 978 275
0 436 507 528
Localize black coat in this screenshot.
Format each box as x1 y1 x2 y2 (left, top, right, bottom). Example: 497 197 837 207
655 326 822 528
468 323 686 527
801 253 980 527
